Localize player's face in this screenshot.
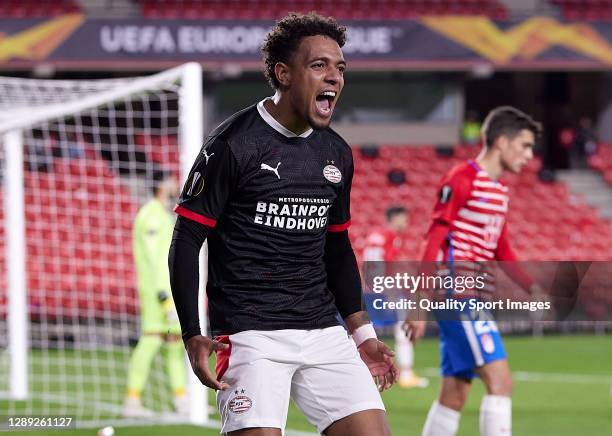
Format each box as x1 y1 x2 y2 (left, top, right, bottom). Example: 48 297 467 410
162 175 180 202
500 129 535 173
389 213 408 232
288 35 345 130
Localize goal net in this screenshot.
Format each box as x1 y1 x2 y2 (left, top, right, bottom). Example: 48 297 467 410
0 63 208 428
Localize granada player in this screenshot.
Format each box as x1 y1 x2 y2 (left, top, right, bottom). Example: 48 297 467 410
416 107 543 436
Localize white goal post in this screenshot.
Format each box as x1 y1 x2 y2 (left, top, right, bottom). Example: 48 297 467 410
0 63 209 427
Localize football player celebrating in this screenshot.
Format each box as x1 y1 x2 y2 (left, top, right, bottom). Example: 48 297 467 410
169 13 397 436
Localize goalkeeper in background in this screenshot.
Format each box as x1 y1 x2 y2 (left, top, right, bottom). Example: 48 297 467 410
123 170 187 418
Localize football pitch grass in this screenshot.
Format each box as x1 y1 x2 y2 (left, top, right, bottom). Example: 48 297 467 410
4 334 611 435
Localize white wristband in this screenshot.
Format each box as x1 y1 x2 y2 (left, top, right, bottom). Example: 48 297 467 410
351 323 377 348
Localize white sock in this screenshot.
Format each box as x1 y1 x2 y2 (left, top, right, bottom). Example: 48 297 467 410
422 401 460 436
394 321 414 378
480 395 511 436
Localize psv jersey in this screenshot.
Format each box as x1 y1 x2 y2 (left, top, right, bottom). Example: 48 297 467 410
175 99 353 336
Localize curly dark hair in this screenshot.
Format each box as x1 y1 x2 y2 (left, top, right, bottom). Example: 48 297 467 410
261 12 347 89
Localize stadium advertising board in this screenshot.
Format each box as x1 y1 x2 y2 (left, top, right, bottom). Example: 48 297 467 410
1 15 612 70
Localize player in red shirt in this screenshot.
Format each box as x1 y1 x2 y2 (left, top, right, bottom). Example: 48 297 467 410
363 206 428 388
412 107 543 436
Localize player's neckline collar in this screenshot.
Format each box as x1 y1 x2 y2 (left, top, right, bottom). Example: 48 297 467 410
468 159 481 172
469 159 501 183
257 98 313 138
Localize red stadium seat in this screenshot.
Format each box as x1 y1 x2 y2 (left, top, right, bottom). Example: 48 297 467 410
0 0 81 18
137 0 508 20
14 149 142 318
350 144 612 264
553 0 612 21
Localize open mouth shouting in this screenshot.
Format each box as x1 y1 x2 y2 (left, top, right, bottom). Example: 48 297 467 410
315 90 337 119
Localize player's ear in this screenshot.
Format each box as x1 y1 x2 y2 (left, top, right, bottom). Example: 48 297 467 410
274 62 291 88
494 135 509 151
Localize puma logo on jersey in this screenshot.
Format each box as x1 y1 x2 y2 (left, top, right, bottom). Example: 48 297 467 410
260 162 281 179
202 149 214 164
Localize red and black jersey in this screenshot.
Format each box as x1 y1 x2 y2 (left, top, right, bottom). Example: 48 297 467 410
175 100 353 336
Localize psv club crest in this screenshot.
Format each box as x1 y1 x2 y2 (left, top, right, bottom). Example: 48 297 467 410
323 165 342 184
228 394 253 414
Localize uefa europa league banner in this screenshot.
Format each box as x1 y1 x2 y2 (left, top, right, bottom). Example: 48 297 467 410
1 14 612 70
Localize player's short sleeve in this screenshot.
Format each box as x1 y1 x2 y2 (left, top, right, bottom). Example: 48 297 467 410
327 152 353 232
432 169 471 225
174 138 238 228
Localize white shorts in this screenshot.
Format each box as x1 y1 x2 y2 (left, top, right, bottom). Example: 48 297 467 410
215 325 385 434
